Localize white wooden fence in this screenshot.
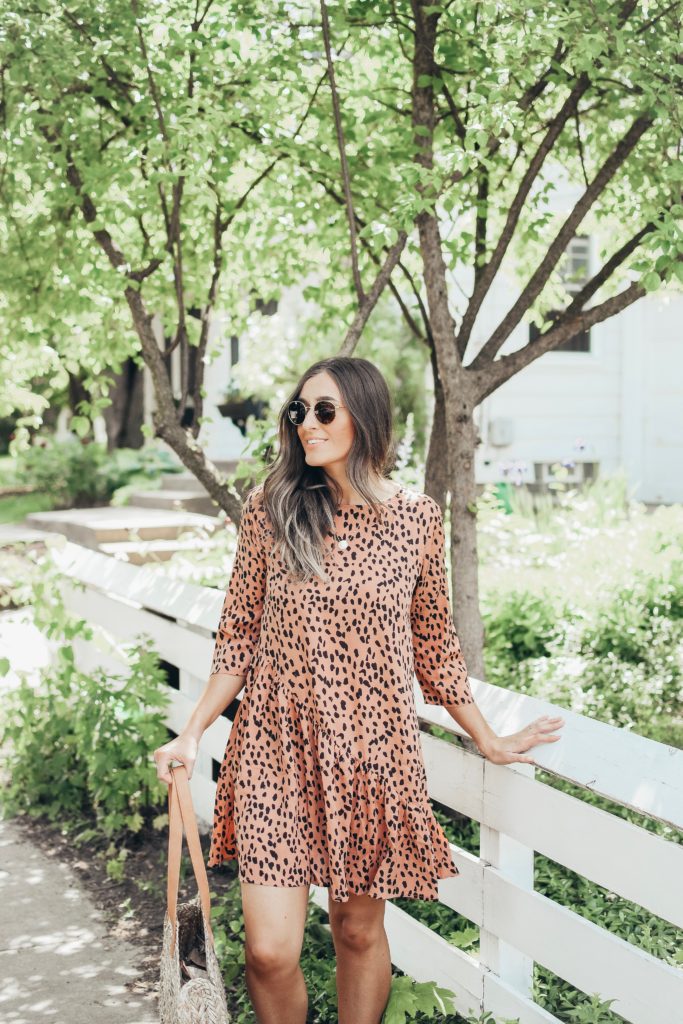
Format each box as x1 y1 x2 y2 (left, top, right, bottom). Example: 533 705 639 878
49 538 683 1024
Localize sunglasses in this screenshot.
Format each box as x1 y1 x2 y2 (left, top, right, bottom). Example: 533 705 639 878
287 399 347 426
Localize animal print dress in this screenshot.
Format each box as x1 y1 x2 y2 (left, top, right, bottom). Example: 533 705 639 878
206 482 475 902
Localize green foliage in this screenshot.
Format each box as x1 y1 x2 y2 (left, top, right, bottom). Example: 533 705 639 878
474 471 683 742
0 489 57 524
15 438 111 506
482 589 564 681
381 975 458 1023
580 569 683 662
10 437 182 508
0 541 171 860
0 0 680 440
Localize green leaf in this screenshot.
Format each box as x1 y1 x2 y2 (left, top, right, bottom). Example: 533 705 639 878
641 271 662 292
70 416 91 438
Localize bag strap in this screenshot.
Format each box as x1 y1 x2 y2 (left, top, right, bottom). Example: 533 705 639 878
167 763 215 957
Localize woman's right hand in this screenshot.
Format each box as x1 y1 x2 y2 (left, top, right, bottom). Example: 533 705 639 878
153 733 199 785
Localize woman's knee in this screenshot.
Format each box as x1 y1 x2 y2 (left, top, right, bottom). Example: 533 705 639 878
330 901 387 953
245 937 301 976
240 880 309 975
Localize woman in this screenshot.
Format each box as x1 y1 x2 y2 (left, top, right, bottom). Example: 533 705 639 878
154 356 563 1024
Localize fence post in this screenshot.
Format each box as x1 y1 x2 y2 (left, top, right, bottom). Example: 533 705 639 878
480 760 535 1002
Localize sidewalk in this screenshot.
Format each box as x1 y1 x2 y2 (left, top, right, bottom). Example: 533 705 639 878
0 816 157 1024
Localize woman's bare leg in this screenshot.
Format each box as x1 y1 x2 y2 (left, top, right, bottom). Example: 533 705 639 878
328 891 392 1024
240 880 311 1024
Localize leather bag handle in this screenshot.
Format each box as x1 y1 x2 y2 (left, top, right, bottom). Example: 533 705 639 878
166 762 215 957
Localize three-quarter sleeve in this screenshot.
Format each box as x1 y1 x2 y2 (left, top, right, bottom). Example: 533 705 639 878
210 487 267 677
410 498 475 707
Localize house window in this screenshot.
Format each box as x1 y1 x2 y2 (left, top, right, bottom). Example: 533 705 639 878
530 235 592 352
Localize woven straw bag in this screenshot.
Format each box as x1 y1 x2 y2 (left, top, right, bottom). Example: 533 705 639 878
158 763 231 1024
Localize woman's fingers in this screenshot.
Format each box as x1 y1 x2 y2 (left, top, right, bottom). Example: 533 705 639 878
153 749 193 785
533 716 564 727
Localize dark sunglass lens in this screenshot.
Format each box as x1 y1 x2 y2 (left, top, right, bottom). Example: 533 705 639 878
315 401 336 424
288 401 305 424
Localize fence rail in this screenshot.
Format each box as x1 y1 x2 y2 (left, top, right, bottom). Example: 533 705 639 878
50 539 683 1024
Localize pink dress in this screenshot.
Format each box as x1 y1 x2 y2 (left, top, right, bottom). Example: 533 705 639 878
206 483 474 901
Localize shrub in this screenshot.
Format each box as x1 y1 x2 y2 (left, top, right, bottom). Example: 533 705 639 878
0 541 171 848
12 438 183 509
482 588 567 687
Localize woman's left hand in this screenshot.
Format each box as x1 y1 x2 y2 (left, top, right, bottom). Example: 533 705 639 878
482 715 565 765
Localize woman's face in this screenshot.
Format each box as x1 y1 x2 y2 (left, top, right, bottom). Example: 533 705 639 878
295 371 354 472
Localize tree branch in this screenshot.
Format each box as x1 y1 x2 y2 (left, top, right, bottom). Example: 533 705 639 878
456 0 641 360
474 282 646 401
320 0 365 303
456 73 591 358
469 113 653 370
411 0 461 385
474 162 488 287
300 174 430 341
127 257 163 283
191 195 224 438
562 222 655 316
439 78 467 142
338 231 408 354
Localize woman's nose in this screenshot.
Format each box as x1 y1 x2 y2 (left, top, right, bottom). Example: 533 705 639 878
301 405 319 427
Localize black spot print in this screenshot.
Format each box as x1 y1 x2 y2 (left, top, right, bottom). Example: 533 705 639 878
207 484 475 902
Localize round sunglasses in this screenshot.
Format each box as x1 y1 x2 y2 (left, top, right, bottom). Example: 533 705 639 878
287 399 346 426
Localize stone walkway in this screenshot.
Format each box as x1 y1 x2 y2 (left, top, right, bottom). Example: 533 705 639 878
0 603 157 1022
0 816 158 1024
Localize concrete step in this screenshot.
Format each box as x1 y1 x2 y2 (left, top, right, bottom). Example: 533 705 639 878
127 488 219 516
98 535 222 565
160 472 209 492
159 460 243 492
25 506 221 549
0 522 54 546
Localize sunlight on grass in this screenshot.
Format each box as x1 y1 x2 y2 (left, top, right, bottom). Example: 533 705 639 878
476 471 682 612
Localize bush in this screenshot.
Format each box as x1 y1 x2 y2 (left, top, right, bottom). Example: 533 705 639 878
580 565 683 663
482 588 567 687
11 438 183 509
480 581 683 745
0 541 171 853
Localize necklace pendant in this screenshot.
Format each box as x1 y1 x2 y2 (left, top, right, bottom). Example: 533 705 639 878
337 539 349 550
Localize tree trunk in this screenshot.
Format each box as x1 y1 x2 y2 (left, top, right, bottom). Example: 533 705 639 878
101 357 145 451
449 402 486 679
424 352 449 509
412 0 486 679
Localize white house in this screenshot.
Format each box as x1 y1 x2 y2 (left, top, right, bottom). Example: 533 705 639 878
467 235 683 506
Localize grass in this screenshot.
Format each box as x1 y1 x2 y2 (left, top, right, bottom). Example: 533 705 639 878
476 471 682 609
0 454 55 523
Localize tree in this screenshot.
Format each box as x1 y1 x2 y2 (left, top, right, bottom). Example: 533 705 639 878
1 0 680 676
314 0 681 674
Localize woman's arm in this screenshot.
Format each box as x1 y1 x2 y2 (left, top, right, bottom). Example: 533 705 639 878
411 498 564 763
409 498 475 707
181 671 246 741
153 487 268 785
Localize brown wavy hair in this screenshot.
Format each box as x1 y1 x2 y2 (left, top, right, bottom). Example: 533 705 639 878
260 356 398 583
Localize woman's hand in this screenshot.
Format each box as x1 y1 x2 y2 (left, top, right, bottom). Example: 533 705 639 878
481 714 565 766
153 733 199 785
